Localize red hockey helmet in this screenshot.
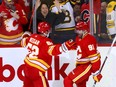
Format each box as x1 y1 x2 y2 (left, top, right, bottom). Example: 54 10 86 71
75 21 89 31
38 21 51 33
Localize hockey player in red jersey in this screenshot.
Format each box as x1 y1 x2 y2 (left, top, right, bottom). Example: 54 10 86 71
63 21 102 87
21 21 76 87
0 0 28 45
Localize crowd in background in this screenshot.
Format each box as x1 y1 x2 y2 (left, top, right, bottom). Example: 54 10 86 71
0 0 116 46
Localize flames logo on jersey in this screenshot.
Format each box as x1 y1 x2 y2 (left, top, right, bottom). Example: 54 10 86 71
4 17 19 32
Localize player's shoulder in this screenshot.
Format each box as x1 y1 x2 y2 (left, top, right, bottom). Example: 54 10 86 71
86 34 96 40
44 37 53 46
31 34 53 44
45 37 53 42
31 33 39 37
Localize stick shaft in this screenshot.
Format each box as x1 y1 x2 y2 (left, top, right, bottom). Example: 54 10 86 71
28 0 41 31
100 35 116 72
28 7 35 30
92 35 116 87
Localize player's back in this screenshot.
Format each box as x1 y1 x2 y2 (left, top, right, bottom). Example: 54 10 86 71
26 34 53 69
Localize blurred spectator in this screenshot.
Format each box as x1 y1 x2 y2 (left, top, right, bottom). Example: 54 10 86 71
50 0 76 44
98 1 112 43
73 3 81 23
101 1 107 14
79 0 85 5
16 0 32 31
36 0 65 41
100 1 107 35
81 0 101 41
102 0 110 3
106 0 116 39
17 0 31 19
0 0 28 46
41 0 53 6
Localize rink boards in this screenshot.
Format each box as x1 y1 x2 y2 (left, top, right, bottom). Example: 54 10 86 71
0 47 116 87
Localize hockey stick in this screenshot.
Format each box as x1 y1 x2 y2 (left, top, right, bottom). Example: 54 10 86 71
28 0 41 30
28 6 35 30
92 35 116 87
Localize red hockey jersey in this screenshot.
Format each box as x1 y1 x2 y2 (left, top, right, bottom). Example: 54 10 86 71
76 34 98 60
0 2 28 45
23 34 61 72
75 34 100 64
81 0 101 22
17 0 31 18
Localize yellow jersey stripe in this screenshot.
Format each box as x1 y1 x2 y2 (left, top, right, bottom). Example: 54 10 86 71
24 58 46 72
73 65 92 82
39 72 47 87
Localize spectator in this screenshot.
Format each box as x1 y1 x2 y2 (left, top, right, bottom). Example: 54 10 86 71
81 0 101 41
40 0 53 6
36 0 65 41
16 0 31 19
73 3 81 23
106 0 116 39
50 0 76 44
16 0 32 31
98 1 112 43
21 21 76 87
0 0 28 46
64 21 102 87
102 0 110 3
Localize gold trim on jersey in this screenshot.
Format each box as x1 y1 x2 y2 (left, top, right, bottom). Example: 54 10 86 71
76 53 101 64
50 0 68 10
0 32 23 39
94 14 99 34
48 45 55 55
107 1 116 13
0 32 23 45
107 21 115 28
24 57 50 72
0 41 20 45
55 27 75 31
21 37 27 47
39 72 47 87
60 0 68 5
70 0 80 5
72 64 92 82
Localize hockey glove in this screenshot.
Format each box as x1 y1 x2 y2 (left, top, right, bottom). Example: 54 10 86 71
21 31 31 47
22 31 31 39
93 71 102 82
61 39 76 52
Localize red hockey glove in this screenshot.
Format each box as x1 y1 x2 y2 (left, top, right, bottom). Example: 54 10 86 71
93 71 102 82
61 39 76 52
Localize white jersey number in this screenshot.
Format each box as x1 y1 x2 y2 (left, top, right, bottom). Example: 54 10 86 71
26 43 39 58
